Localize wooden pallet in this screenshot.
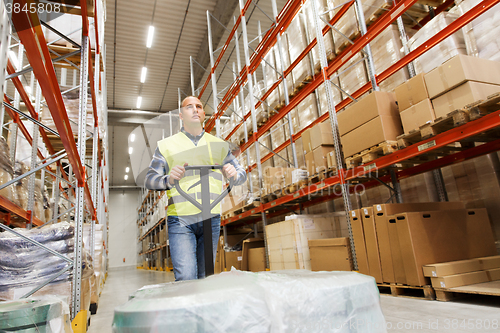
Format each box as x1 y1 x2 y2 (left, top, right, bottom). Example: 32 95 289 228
397 93 500 149
345 141 398 169
308 170 327 184
378 283 436 300
434 281 500 302
260 192 278 203
366 3 392 28
282 179 308 195
257 118 268 128
242 200 261 211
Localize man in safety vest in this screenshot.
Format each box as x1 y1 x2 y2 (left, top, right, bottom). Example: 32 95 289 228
144 96 247 280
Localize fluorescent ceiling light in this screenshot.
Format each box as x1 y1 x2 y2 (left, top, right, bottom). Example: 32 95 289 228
130 133 135 142
129 147 133 154
125 167 130 173
124 175 129 180
140 67 147 83
136 96 142 109
146 26 155 48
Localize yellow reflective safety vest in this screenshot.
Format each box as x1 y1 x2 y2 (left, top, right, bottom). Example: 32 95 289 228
158 131 229 216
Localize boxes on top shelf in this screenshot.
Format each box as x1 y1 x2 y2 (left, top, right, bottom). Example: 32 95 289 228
408 12 467 74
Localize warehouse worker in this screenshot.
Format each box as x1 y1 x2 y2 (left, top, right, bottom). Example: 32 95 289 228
144 96 246 281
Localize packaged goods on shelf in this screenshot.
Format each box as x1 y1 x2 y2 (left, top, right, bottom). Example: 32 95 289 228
13 161 29 210
0 137 14 201
265 214 337 270
316 81 342 116
395 73 429 111
454 0 500 61
302 0 336 65
286 137 306 169
338 53 368 98
116 270 386 332
34 179 46 223
273 39 294 94
295 94 319 131
408 12 466 74
371 25 409 92
309 237 354 271
400 99 435 134
285 15 313 86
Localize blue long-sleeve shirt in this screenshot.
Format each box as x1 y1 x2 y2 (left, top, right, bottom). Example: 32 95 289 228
144 128 247 191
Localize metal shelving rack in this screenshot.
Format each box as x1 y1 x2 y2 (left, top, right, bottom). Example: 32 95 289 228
1 0 108 321
193 0 500 270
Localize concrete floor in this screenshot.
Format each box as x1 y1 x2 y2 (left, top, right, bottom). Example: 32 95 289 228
89 267 500 332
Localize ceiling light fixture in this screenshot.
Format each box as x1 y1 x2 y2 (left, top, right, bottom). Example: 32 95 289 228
124 175 129 180
136 96 142 109
146 26 155 48
126 167 130 173
140 67 147 83
130 133 135 142
129 147 133 154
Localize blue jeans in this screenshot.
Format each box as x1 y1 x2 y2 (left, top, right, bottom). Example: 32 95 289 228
167 215 220 281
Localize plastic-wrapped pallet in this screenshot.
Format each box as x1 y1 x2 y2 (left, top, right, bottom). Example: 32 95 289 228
302 0 336 65
34 179 46 223
114 269 386 333
297 94 319 131
270 120 290 168
274 35 294 95
0 137 14 202
338 53 369 97
371 25 409 92
408 12 466 74
454 0 500 61
13 161 29 210
285 15 313 87
264 47 278 92
316 81 342 115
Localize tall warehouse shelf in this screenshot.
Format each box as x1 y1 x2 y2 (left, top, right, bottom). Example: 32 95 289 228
0 0 109 324
185 0 500 275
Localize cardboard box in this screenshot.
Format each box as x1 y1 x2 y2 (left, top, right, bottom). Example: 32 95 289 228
431 271 489 289
341 115 403 158
309 237 354 271
305 151 315 176
375 201 465 284
247 247 267 272
327 151 337 170
215 236 224 274
338 91 398 136
313 146 335 173
241 238 265 271
424 54 500 99
310 121 334 150
349 210 370 275
360 207 383 283
302 128 313 154
225 251 243 271
395 73 429 111
222 193 244 214
423 259 482 278
432 81 500 118
400 99 435 134
487 268 500 281
396 209 497 286
478 255 500 270
463 209 497 258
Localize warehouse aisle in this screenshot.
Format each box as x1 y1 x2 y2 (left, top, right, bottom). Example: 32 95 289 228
89 268 500 332
87 267 175 333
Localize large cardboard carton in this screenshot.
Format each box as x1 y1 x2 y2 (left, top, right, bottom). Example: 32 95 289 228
487 268 500 281
313 146 335 173
431 271 489 289
463 209 497 258
305 151 315 176
341 115 403 158
338 91 398 136
302 128 313 154
423 259 482 278
478 255 500 270
327 150 337 170
248 248 267 272
308 237 354 271
432 81 500 118
349 210 370 275
396 209 497 286
310 121 334 150
241 238 266 271
375 201 465 284
400 99 435 134
225 251 243 271
222 193 245 214
424 55 500 99
395 73 429 111
215 236 224 274
360 207 383 283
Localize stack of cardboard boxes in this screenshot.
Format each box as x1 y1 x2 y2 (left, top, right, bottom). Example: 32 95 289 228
302 122 336 175
396 55 500 134
214 234 267 273
350 202 497 286
261 167 308 196
308 237 354 272
338 91 402 158
423 256 500 289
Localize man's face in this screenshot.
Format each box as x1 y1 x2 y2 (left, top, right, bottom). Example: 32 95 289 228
180 97 205 126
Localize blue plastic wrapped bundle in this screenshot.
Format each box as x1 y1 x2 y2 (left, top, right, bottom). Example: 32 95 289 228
113 270 386 333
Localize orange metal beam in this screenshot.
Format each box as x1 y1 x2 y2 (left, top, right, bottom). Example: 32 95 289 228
0 195 44 226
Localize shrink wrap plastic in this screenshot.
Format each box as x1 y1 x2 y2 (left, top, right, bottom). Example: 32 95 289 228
113 270 386 333
303 0 336 64
0 137 14 202
34 179 46 222
408 12 466 74
296 94 319 131
0 222 93 291
270 120 291 168
338 53 369 97
274 36 294 94
13 161 29 210
455 0 500 61
317 81 342 115
371 25 409 92
285 15 313 85
0 296 72 333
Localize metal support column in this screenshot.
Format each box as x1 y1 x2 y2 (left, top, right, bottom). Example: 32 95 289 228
353 0 379 91
10 44 23 164
27 82 42 229
72 35 89 318
52 167 61 221
271 0 298 168
91 126 99 258
206 11 221 138
311 0 358 270
390 169 403 203
239 0 269 269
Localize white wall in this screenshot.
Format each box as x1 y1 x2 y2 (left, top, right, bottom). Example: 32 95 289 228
108 189 140 268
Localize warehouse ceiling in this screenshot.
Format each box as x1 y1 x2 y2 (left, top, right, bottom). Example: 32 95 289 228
106 0 287 188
